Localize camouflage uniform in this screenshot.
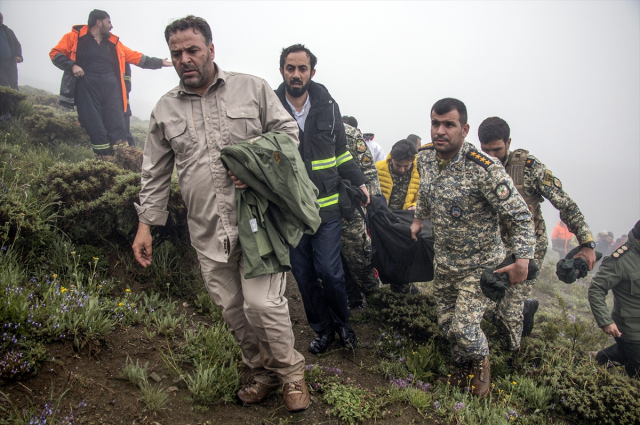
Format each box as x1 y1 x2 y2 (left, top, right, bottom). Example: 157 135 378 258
484 149 594 351
388 167 412 211
415 141 535 363
341 124 381 301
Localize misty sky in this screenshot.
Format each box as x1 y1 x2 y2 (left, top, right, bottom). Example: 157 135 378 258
2 1 639 239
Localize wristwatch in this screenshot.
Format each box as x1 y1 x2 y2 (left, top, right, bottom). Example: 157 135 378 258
580 241 596 249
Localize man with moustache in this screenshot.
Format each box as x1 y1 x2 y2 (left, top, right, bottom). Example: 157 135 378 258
275 44 370 355
50 9 171 155
131 16 309 412
410 98 535 396
478 116 596 354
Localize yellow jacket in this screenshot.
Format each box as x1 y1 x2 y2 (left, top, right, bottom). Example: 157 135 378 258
376 154 420 210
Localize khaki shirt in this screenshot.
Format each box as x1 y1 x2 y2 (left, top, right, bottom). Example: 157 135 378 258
135 64 299 262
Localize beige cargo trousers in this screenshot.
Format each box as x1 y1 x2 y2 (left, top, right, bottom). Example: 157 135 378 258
198 245 305 385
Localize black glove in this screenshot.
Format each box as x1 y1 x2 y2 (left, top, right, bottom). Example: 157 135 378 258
555 246 603 284
480 255 539 302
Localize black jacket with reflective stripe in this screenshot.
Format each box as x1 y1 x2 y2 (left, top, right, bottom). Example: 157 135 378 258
275 81 367 222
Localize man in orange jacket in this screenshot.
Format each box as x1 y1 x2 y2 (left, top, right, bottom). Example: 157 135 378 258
50 9 171 155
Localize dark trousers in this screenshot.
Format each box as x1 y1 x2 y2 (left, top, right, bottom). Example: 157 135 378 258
596 337 640 378
290 218 351 335
342 255 364 307
0 59 18 90
76 72 127 155
124 105 135 147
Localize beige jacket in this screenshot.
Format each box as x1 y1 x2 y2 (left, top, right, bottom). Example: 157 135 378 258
135 64 299 262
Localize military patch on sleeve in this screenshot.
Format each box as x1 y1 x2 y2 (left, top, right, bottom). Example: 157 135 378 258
525 158 536 168
553 177 562 189
467 149 493 170
356 139 367 153
418 143 434 151
542 169 554 186
494 182 512 201
361 154 373 167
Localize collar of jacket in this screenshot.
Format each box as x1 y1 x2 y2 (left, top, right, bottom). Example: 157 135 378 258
72 25 120 45
275 80 332 117
502 149 512 167
423 140 470 169
628 230 640 254
175 63 226 97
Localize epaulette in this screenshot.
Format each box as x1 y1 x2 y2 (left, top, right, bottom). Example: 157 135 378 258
466 149 493 170
418 143 434 151
611 244 630 259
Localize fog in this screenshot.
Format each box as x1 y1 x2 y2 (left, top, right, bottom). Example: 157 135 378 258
2 1 639 238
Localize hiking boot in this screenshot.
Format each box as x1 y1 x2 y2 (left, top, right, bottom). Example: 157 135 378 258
282 379 310 412
309 331 335 355
236 380 279 404
438 361 471 388
521 298 539 337
469 356 491 397
337 324 358 349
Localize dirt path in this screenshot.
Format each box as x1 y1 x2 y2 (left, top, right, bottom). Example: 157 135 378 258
2 274 432 425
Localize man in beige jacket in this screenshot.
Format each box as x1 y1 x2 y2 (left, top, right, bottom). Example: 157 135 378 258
131 15 309 412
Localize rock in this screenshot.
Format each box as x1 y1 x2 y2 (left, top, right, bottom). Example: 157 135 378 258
149 372 162 383
166 386 179 393
183 302 190 308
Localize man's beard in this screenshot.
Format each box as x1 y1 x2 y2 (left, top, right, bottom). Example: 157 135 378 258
181 55 213 89
284 77 310 98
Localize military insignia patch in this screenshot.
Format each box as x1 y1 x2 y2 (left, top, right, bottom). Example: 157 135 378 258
467 150 493 170
361 155 372 167
274 152 280 163
419 143 434 151
450 205 463 218
622 245 629 251
356 140 367 153
525 158 536 168
613 252 620 258
553 177 562 189
542 169 554 186
495 182 511 201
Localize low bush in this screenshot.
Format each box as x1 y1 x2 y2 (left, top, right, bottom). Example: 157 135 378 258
23 105 89 146
0 87 32 118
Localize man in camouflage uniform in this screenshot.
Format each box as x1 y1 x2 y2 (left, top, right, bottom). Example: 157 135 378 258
478 117 596 353
410 98 535 397
341 116 381 308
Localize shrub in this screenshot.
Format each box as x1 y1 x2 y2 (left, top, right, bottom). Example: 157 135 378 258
367 288 441 341
323 383 389 424
0 87 31 118
112 145 143 172
23 105 89 146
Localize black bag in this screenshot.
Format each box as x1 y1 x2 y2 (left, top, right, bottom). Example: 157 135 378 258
338 179 366 222
367 196 434 285
480 255 539 302
555 246 602 284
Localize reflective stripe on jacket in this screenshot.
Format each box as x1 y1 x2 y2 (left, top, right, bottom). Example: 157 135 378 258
49 25 150 112
376 154 420 210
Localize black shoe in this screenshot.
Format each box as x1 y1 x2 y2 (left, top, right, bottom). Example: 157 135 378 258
309 332 335 355
521 298 539 337
337 324 358 349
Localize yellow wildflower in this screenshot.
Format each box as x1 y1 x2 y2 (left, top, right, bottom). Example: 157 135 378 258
468 374 474 378
125 289 131 292
93 257 99 261
118 302 124 306
70 251 76 255
60 287 68 293
52 274 58 279
97 285 103 289
512 381 517 385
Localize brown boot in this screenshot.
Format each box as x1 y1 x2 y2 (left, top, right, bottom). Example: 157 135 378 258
282 378 310 413
237 380 279 404
438 361 471 388
469 356 491 397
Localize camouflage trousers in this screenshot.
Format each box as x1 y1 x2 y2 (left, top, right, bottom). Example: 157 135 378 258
341 214 379 298
484 234 548 352
434 268 490 363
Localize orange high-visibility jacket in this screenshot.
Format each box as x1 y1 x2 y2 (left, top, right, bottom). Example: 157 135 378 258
50 25 148 112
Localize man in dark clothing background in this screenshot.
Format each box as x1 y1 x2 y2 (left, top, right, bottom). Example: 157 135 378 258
275 44 370 355
50 9 170 155
0 13 23 90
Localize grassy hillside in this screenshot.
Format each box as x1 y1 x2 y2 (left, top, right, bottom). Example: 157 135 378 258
0 86 638 425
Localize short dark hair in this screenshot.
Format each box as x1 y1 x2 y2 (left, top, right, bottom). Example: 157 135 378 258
431 98 468 126
88 10 110 28
165 15 213 45
342 116 358 128
390 139 418 161
280 44 317 71
406 134 421 145
478 117 510 145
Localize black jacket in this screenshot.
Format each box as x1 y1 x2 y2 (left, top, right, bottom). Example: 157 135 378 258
0 25 22 61
275 81 367 222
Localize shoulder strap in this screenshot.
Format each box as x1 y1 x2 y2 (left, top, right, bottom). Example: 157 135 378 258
466 149 493 170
